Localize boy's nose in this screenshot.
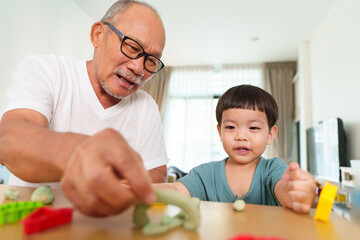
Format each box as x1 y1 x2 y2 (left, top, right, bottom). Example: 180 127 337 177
235 132 247 141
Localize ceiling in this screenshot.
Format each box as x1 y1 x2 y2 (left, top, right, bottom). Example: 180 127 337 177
74 0 337 67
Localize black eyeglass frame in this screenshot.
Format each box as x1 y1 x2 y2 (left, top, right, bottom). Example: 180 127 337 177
103 21 164 73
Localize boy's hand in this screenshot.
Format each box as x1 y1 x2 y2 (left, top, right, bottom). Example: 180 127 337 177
276 162 316 214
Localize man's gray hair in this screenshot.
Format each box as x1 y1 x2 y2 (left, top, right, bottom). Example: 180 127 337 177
101 0 158 23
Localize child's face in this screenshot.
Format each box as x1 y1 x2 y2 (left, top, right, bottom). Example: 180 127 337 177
217 108 277 165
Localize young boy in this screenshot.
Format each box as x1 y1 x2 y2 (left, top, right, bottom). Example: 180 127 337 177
160 84 316 214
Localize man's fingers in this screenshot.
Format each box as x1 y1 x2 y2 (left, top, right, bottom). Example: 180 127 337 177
64 185 113 216
101 129 156 205
112 150 156 205
62 167 136 216
87 166 138 208
61 128 157 217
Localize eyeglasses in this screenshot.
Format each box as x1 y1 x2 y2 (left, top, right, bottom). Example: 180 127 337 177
103 22 164 73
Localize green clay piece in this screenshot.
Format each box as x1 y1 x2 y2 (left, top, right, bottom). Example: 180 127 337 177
133 204 151 226
161 215 173 225
0 201 44 225
156 189 200 230
3 189 20 200
191 197 201 208
233 199 246 211
30 185 55 205
133 189 201 236
143 216 184 236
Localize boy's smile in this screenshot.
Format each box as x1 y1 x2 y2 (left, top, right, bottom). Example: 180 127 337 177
234 146 250 155
217 108 277 166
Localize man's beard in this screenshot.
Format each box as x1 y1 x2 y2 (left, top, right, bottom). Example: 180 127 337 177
99 79 124 100
99 69 153 100
100 69 142 99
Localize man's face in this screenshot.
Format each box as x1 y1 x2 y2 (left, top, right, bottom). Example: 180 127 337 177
93 4 166 101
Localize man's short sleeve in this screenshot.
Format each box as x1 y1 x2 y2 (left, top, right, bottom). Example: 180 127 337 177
4 55 56 121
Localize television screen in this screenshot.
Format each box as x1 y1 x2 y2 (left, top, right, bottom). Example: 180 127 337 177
306 118 347 182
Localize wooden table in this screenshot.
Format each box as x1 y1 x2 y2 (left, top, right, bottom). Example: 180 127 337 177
0 185 359 240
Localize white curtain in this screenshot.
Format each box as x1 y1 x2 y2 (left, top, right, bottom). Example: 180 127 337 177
163 64 263 172
263 62 297 163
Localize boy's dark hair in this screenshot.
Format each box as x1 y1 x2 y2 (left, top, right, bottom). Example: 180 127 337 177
216 84 278 128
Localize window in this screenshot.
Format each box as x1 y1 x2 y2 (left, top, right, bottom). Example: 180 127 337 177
163 64 263 172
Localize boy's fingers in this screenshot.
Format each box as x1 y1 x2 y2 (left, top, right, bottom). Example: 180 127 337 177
290 168 314 181
281 164 293 182
291 201 311 214
288 190 313 203
288 162 300 171
283 162 300 181
288 178 316 193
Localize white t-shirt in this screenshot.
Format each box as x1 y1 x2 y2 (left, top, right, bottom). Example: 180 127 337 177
5 55 168 188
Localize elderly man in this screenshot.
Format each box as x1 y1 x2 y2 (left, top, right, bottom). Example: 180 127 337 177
0 0 167 216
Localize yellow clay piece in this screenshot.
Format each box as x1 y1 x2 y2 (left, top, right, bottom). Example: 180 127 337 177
133 189 201 236
314 181 338 222
153 202 167 207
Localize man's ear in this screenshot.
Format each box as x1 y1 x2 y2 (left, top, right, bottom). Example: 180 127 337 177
267 125 278 145
217 124 222 142
90 22 105 48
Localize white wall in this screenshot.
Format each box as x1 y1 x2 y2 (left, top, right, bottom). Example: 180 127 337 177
308 0 360 161
0 0 95 183
297 41 313 170
0 0 94 113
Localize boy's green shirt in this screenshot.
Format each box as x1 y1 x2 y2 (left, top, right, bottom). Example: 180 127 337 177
178 156 287 206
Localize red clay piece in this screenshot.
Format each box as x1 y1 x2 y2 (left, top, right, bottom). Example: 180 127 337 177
21 206 75 234
227 234 287 240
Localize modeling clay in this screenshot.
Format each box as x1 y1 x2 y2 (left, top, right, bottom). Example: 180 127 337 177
142 214 184 236
3 189 20 200
133 189 201 236
233 199 246 211
227 234 287 240
21 206 74 234
31 185 55 204
314 181 338 222
0 201 44 225
133 204 151 227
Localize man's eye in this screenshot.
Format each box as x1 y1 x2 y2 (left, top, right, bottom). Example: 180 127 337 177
124 42 141 53
147 57 157 66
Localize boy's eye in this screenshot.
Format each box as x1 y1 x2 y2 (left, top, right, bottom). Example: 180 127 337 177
225 126 235 130
250 127 260 130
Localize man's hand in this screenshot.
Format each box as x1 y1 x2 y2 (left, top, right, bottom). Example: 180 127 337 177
61 128 156 217
275 162 316 214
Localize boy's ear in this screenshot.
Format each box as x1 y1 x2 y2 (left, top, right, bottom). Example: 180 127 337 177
90 22 105 48
267 125 278 145
217 124 222 141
